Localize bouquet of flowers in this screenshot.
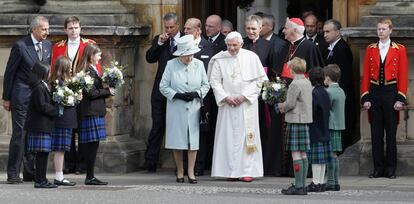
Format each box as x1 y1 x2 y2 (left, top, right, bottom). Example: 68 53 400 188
102 61 125 88
261 77 287 113
67 71 94 93
52 81 81 116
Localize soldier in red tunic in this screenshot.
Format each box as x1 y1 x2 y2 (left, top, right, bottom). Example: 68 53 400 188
50 16 101 178
361 17 408 179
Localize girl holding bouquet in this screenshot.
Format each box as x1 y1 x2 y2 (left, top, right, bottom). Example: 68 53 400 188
25 62 58 188
78 44 115 185
49 56 78 186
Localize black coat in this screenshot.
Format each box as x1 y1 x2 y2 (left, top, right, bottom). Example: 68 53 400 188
284 37 325 72
206 33 226 55
25 81 58 133
267 34 289 80
309 85 330 143
146 32 184 101
2 35 51 103
325 38 354 97
308 34 329 59
243 37 271 67
79 66 111 118
194 37 214 71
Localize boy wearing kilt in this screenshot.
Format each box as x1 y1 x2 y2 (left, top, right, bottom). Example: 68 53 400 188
49 56 77 186
25 62 59 188
78 44 115 185
277 57 313 195
324 64 346 191
307 67 332 192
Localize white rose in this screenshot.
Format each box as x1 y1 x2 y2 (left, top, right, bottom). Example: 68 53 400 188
67 96 74 105
272 83 281 91
262 91 267 100
115 61 119 66
57 89 64 96
276 77 280 81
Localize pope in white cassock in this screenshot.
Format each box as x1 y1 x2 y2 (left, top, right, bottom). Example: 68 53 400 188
208 31 268 182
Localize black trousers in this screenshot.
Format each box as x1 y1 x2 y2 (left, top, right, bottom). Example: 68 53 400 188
369 84 398 174
264 106 284 176
64 130 85 171
7 95 35 179
144 98 166 166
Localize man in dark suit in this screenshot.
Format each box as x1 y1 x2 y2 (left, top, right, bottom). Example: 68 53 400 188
304 14 329 59
204 14 226 55
144 12 183 172
183 18 214 176
260 13 289 177
2 16 52 184
323 19 355 151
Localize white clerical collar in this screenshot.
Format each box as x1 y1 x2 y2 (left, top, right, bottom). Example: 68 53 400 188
251 36 260 43
328 38 341 51
379 39 391 49
31 34 41 46
68 37 80 45
194 36 202 45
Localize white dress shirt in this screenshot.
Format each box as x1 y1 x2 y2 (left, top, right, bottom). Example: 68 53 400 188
67 37 80 62
379 39 390 63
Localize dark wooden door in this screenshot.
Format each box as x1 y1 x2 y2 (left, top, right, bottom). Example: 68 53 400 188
183 0 237 30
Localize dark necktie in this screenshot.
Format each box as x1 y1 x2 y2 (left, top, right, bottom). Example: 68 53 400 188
251 41 257 53
208 37 214 43
36 42 42 60
327 49 334 60
170 38 177 53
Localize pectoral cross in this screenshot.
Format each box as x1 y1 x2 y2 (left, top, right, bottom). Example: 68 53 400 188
230 72 237 82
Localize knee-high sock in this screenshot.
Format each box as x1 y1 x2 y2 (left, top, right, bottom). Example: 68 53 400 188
327 159 335 186
302 158 309 187
85 142 99 179
320 164 326 184
334 157 340 185
35 152 49 183
312 164 322 184
293 159 304 188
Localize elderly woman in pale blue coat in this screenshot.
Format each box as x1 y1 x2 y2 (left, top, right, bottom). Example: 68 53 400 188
159 35 210 184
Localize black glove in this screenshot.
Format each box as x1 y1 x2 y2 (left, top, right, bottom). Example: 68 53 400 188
174 93 191 102
186 92 200 100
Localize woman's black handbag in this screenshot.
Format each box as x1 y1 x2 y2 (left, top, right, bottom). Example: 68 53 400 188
199 93 209 130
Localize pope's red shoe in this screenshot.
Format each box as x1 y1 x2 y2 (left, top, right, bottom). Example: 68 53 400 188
240 177 253 182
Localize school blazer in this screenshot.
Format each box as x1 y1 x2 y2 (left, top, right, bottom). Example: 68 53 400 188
283 74 313 124
79 66 111 118
25 81 58 133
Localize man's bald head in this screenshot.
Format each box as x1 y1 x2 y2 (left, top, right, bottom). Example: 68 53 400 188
304 14 318 37
205 14 222 37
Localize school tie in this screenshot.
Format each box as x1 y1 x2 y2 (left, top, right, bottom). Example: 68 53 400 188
36 42 42 60
327 49 334 60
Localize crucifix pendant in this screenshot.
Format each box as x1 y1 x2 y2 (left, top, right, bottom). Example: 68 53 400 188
230 72 237 81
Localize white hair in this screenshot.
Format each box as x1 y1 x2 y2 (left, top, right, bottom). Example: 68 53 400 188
225 31 243 44
286 18 305 35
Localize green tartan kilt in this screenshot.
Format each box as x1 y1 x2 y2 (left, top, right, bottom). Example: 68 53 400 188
285 123 310 151
307 141 332 164
329 130 342 152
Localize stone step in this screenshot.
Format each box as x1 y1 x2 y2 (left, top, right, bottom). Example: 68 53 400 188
0 14 136 26
40 0 133 14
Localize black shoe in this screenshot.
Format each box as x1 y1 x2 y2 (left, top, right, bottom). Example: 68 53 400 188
54 179 76 186
306 182 323 192
34 181 58 188
281 184 307 195
63 168 76 174
176 177 184 183
22 176 34 182
325 184 340 191
187 176 197 184
85 177 108 185
369 171 384 178
7 177 23 184
320 183 326 192
386 173 396 179
194 170 204 176
75 168 86 175
144 161 157 173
